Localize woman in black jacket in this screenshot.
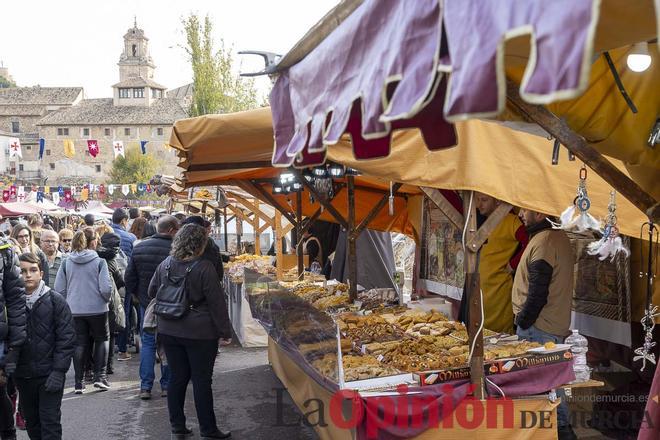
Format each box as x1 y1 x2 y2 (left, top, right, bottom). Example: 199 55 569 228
96 232 125 375
15 252 75 440
148 224 231 440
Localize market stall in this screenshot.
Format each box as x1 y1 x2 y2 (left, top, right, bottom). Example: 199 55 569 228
258 1 658 437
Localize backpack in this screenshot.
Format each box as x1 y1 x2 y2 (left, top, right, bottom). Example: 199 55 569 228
153 257 199 320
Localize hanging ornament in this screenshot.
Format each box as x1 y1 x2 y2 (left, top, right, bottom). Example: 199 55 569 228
551 166 601 232
633 222 659 372
2 190 8 202
587 191 630 261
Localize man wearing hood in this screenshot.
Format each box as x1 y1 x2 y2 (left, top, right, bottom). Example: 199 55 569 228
96 232 125 376
15 252 75 440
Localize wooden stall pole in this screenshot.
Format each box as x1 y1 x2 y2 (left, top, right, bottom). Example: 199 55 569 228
347 175 358 302
253 198 261 255
275 210 284 280
236 215 243 254
296 191 304 278
463 190 485 400
223 206 229 252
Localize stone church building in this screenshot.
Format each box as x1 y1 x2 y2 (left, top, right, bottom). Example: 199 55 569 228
0 21 189 185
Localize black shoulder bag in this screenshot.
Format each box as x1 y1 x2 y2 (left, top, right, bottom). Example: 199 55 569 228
154 257 200 320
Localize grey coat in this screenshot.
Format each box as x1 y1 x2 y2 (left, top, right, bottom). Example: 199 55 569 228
54 250 113 316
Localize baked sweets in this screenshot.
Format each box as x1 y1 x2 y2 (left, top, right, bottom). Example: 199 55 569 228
311 353 402 381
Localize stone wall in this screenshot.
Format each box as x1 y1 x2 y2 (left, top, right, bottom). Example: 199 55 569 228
29 124 180 184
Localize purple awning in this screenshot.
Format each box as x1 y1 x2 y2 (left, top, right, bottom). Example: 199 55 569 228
270 0 600 167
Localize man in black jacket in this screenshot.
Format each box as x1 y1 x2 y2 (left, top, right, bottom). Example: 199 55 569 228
125 215 179 400
15 252 75 440
0 237 26 440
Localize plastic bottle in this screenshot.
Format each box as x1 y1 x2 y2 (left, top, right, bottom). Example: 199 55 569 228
565 329 591 382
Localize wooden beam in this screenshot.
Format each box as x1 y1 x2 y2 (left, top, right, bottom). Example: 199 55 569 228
227 205 251 224
282 223 295 235
463 191 485 400
240 180 298 227
347 175 358 302
296 207 324 248
253 199 261 255
506 80 657 215
466 203 513 251
226 191 274 227
421 187 464 230
188 160 272 172
258 221 271 235
275 210 283 280
351 183 403 240
223 206 229 252
294 170 349 229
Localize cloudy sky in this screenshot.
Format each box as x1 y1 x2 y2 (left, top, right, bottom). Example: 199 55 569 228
1 0 339 99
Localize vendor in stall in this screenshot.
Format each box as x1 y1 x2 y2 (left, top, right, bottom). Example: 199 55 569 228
474 193 527 334
512 208 575 439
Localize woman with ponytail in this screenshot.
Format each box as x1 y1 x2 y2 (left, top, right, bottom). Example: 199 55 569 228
54 227 113 394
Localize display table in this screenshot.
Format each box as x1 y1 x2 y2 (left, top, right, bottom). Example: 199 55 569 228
225 278 268 347
269 337 564 440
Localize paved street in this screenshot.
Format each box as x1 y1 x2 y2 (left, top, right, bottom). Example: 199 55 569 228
17 344 317 440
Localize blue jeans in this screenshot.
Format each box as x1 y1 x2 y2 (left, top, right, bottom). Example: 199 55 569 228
139 307 170 392
117 295 143 353
516 325 569 428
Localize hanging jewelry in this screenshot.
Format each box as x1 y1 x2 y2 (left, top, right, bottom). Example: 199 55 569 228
633 221 659 371
551 166 601 232
587 191 630 261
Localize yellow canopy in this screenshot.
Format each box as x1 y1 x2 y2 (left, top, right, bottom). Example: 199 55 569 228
170 107 647 237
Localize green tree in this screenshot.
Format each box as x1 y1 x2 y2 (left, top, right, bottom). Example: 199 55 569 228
108 146 161 184
0 75 16 88
182 14 259 116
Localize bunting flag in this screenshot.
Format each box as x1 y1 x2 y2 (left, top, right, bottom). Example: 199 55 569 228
36 191 44 203
2 190 8 202
121 184 130 196
64 189 72 202
38 138 45 160
17 186 25 203
81 187 89 201
140 140 148 155
10 185 17 200
138 183 146 193
87 140 100 158
99 184 105 196
108 184 114 195
58 186 64 196
8 138 22 159
146 184 152 193
52 192 60 205
63 139 75 158
113 140 125 158
44 186 50 194
129 184 137 194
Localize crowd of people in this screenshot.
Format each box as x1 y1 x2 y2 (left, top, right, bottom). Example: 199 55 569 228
0 208 232 440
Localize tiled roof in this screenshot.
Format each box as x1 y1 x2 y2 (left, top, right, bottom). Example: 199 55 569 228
0 87 83 105
167 83 194 99
0 104 46 116
37 98 188 126
112 77 167 90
